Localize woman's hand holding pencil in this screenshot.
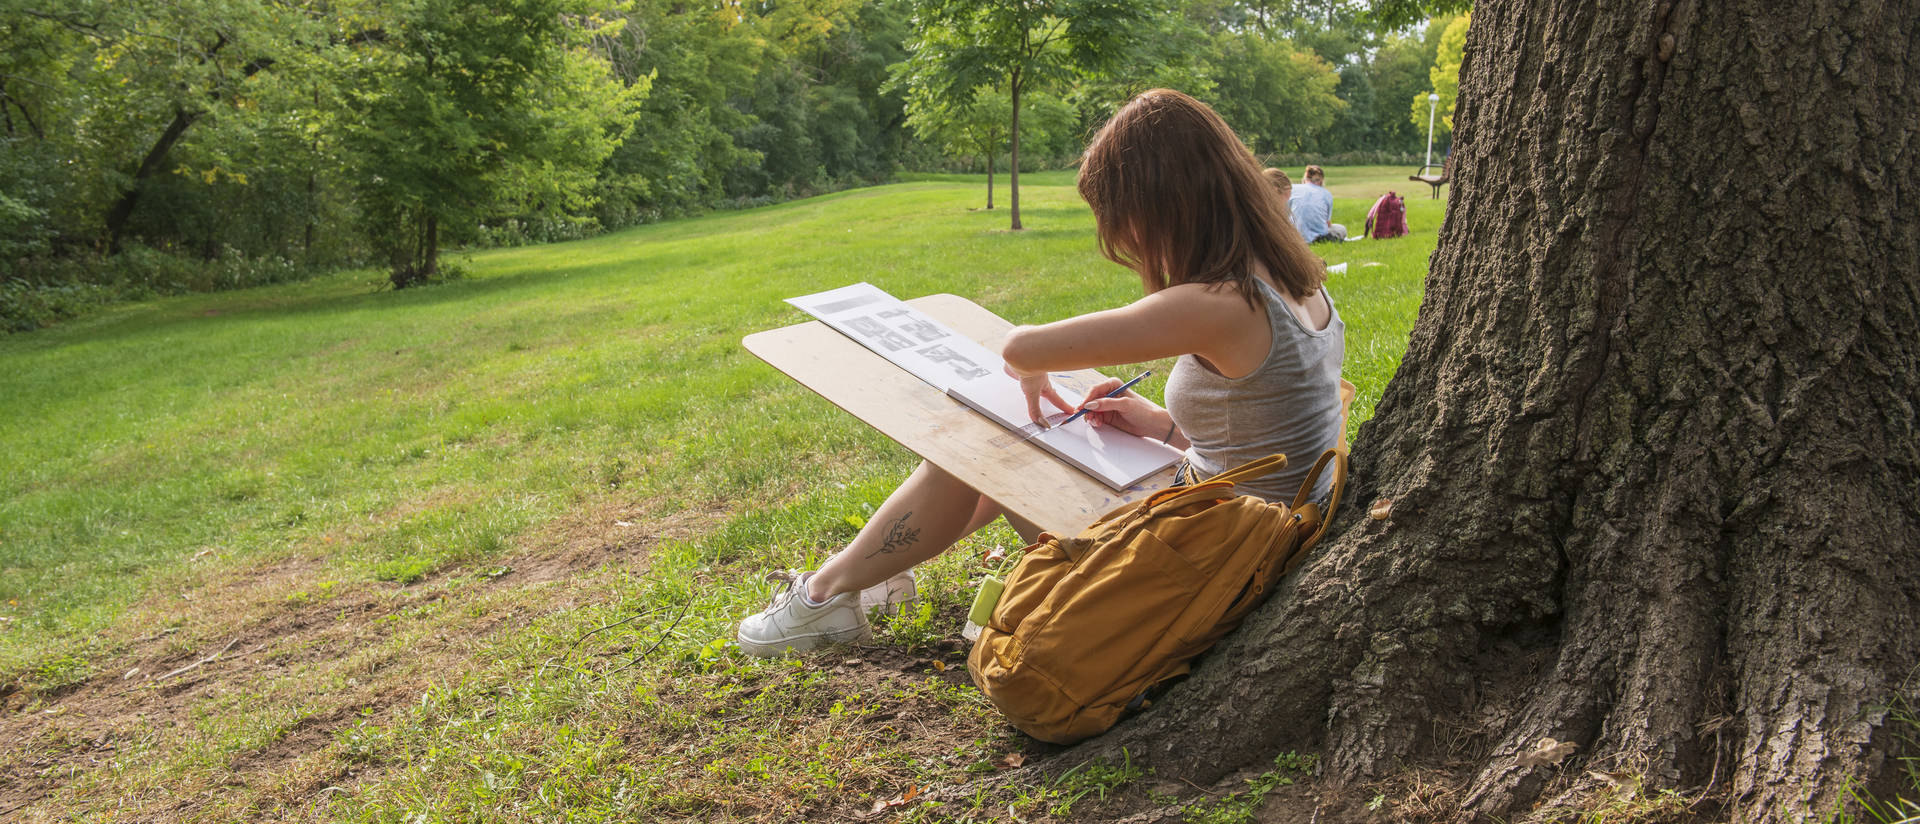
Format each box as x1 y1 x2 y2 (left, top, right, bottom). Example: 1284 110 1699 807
1076 372 1178 444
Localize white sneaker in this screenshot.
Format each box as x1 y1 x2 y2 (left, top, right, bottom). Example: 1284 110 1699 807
736 570 871 657
859 570 918 613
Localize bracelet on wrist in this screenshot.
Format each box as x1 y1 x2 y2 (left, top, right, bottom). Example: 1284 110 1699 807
1162 421 1178 443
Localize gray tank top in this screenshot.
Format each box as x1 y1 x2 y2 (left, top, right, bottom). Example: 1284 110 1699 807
1164 277 1345 502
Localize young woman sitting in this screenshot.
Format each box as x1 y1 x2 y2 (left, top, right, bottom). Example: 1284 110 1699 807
736 89 1347 656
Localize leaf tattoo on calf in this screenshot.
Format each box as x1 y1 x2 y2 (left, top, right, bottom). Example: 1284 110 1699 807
866 511 922 558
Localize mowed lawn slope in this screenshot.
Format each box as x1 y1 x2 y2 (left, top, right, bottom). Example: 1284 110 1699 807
0 169 1440 822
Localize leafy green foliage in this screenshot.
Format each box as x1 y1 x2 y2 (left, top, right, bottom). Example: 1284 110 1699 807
1369 0 1474 30
1319 28 1434 153
891 0 1164 228
6 0 1461 327
1202 31 1345 154
342 0 644 287
1409 13 1469 145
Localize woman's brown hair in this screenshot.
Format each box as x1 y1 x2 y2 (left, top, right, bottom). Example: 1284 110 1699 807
1077 89 1323 303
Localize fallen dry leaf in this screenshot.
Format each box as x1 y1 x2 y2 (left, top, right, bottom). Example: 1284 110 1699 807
1587 770 1638 788
863 785 921 817
930 660 946 672
1001 753 1026 769
1369 498 1393 520
1588 770 1642 801
1517 736 1577 768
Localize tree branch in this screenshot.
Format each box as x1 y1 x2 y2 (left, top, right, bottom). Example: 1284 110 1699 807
0 85 45 139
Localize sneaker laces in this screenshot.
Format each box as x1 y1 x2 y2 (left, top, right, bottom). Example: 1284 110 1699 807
763 569 803 607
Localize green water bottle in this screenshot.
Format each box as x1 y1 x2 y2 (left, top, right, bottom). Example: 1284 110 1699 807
961 575 1005 642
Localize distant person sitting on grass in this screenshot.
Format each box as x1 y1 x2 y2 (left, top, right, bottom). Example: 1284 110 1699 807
1288 165 1346 243
1264 167 1293 218
735 89 1346 657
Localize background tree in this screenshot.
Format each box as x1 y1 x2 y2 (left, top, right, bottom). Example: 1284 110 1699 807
1238 0 1375 64
1067 4 1211 126
590 0 759 224
892 0 1158 230
900 81 1075 210
904 88 1007 209
1202 30 1344 154
1319 28 1434 154
342 0 643 287
0 0 309 254
1408 12 1467 150
1085 1 1920 821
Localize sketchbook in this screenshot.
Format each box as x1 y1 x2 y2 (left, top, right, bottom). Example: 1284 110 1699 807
787 283 1182 490
944 374 1182 490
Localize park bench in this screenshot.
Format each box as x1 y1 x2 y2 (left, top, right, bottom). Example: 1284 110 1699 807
1409 155 1451 199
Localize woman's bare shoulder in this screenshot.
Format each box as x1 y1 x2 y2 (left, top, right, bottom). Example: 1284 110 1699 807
1150 281 1261 313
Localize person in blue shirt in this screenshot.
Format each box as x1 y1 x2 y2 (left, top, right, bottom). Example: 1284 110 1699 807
1288 165 1346 243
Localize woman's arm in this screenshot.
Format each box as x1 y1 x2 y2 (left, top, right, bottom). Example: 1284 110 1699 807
1000 283 1268 377
999 282 1270 426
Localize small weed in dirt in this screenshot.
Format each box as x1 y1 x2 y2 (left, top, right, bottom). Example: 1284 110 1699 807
1184 751 1318 824
27 652 91 695
285 580 339 604
1045 749 1146 817
372 555 435 584
875 601 942 650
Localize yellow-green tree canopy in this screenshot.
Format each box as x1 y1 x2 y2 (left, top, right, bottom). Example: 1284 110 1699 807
1410 13 1469 146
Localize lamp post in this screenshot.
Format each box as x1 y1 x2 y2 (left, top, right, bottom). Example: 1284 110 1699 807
1425 92 1441 168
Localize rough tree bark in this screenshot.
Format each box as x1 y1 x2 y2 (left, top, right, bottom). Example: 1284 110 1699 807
1092 1 1920 820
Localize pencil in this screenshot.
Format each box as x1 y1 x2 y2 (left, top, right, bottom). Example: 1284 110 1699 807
1056 370 1152 429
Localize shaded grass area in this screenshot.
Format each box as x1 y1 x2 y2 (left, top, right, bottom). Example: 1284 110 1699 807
0 170 1437 821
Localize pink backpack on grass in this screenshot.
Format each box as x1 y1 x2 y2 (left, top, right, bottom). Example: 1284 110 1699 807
1365 192 1408 239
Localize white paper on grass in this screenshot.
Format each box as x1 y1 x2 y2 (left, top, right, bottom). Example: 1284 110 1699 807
945 373 1182 491
784 282 1002 393
785 282 1182 490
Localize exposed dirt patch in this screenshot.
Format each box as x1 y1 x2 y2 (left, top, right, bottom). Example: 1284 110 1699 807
509 497 730 585
0 497 729 821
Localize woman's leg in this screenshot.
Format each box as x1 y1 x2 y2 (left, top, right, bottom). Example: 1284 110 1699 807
808 461 1012 602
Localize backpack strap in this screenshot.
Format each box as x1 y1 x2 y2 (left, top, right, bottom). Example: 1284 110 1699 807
1140 453 1291 511
1205 453 1291 487
1288 448 1348 552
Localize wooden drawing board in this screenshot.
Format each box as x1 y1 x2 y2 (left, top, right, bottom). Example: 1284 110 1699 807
743 293 1174 535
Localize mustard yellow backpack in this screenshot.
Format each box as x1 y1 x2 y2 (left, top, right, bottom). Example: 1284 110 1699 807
967 449 1348 744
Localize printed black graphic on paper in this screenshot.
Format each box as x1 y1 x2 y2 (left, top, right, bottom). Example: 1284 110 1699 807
877 309 950 344
916 343 991 381
846 316 917 352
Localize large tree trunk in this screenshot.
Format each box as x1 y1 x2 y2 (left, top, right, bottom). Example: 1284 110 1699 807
1094 1 1920 820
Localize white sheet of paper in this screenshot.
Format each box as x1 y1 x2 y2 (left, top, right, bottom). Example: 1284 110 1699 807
946 373 1183 491
786 282 1003 393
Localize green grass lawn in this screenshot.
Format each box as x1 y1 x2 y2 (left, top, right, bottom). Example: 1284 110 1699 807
0 169 1441 822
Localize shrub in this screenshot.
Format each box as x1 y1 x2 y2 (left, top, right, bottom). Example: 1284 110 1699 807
2 244 321 333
